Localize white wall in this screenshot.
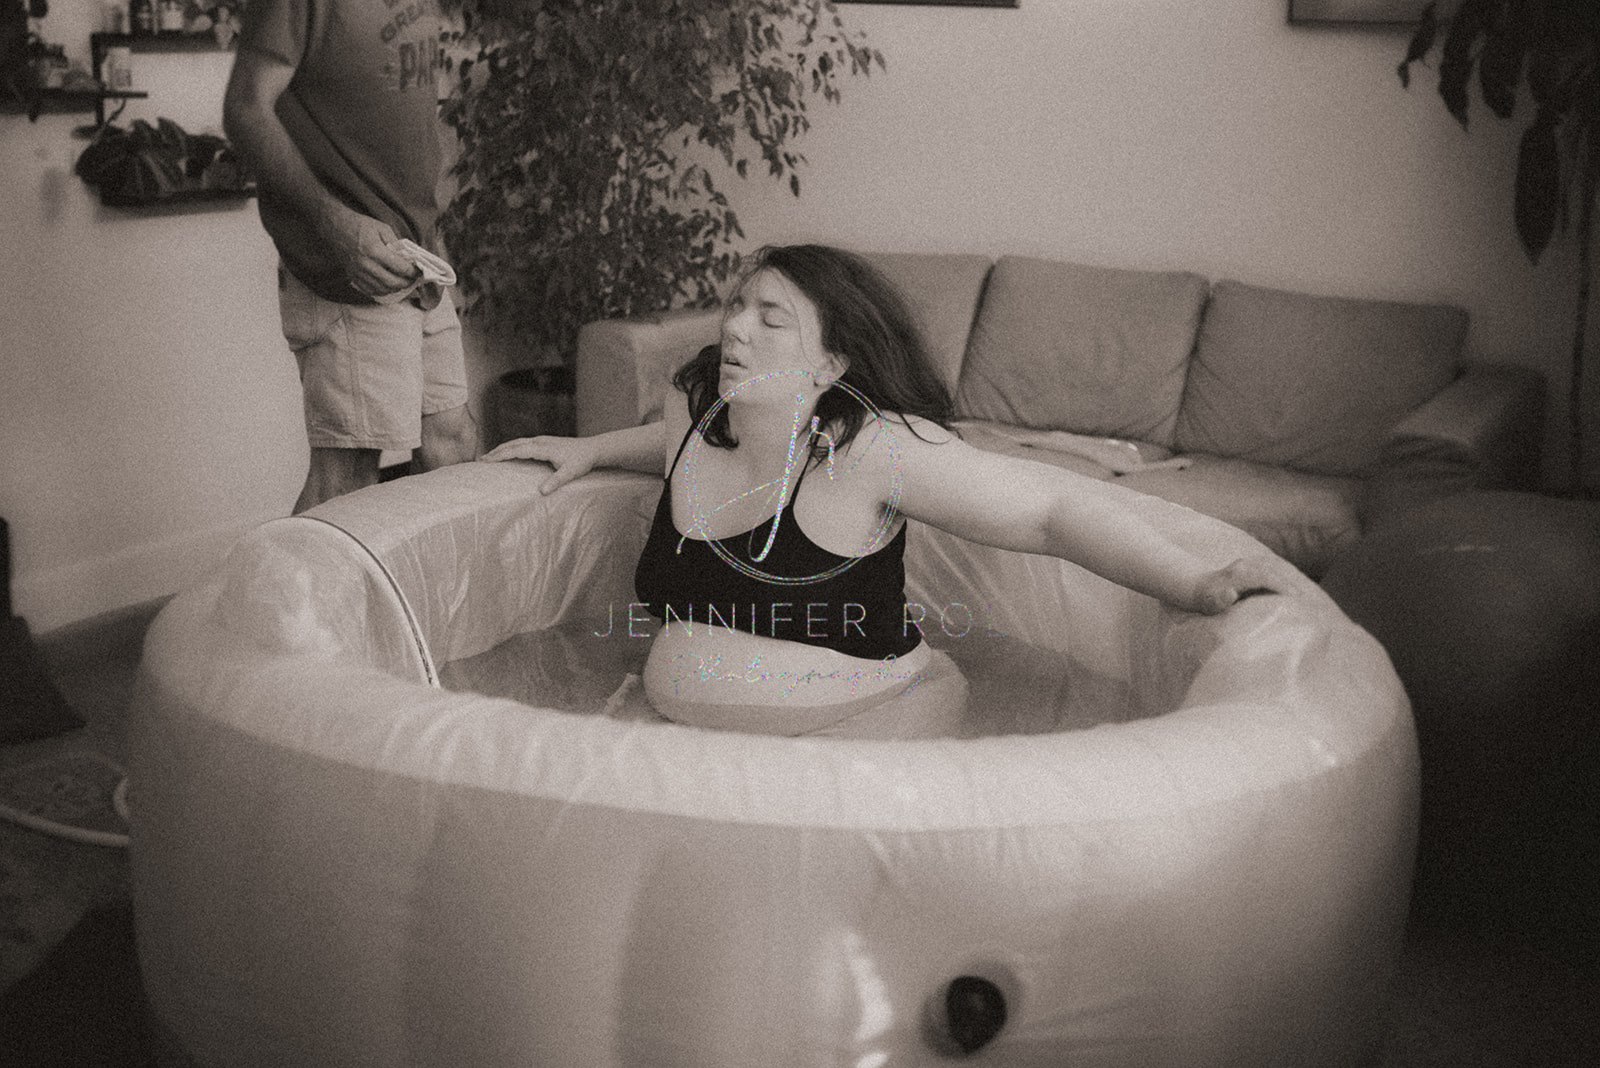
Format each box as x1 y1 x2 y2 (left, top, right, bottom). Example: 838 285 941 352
3 0 1593 632
1 5 527 632
724 0 1593 489
2 2 307 632
0 112 306 631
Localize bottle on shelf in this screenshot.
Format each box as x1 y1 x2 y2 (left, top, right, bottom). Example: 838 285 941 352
101 0 127 34
129 0 154 37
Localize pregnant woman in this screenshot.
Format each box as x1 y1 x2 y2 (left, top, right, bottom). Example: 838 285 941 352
483 244 1296 738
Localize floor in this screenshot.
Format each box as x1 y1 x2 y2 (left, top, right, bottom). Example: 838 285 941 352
1 600 151 1066
1 601 1597 1066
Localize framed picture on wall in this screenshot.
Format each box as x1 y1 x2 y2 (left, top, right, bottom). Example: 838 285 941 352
1288 0 1432 24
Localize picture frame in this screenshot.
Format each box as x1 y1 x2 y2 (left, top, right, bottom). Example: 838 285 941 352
1287 0 1432 25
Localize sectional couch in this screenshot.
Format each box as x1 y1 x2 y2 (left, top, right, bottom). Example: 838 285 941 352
575 252 1544 577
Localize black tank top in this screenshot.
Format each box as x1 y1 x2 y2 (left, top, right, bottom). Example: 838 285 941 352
634 424 919 660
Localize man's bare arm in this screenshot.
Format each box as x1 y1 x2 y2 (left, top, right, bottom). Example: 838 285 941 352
222 49 416 298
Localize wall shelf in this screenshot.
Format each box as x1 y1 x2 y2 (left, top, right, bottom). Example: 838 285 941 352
88 31 235 126
90 32 235 56
2 88 150 120
100 185 257 211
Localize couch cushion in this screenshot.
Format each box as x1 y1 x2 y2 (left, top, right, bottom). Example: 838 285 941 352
1174 281 1467 477
956 424 1361 577
1115 454 1364 578
858 252 992 396
575 307 721 434
954 256 1209 447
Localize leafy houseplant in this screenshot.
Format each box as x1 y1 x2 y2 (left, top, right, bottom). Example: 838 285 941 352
438 0 885 383
1399 0 1600 496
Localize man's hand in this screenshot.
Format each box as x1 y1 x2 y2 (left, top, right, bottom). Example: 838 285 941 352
480 435 600 494
322 207 419 299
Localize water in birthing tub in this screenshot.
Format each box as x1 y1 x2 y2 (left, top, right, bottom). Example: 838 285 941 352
438 620 1144 738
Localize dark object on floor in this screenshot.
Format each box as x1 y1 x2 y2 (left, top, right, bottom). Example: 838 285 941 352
1322 490 1600 968
0 899 154 1067
1 518 85 745
0 752 129 847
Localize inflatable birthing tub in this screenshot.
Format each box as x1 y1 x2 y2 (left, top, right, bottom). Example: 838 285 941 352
128 461 1417 1066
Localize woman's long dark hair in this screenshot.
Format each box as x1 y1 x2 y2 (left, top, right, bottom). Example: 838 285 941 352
671 245 955 457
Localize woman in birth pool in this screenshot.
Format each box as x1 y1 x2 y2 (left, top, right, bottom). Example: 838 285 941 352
483 245 1296 738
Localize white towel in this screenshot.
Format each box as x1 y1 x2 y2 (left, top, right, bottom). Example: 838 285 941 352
373 239 458 304
954 421 1192 475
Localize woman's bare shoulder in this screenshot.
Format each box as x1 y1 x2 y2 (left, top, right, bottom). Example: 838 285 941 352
895 413 960 447
829 413 963 500
844 412 960 461
660 388 693 477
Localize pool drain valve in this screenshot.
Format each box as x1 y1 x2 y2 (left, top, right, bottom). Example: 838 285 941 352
930 975 1007 1057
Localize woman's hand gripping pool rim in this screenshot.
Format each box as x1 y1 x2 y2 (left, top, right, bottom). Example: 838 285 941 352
481 421 668 495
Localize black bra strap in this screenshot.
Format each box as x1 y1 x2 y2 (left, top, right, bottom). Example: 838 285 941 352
667 422 696 479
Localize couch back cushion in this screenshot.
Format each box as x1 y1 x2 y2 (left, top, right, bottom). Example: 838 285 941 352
955 256 1208 447
858 251 993 396
1174 281 1468 476
575 307 722 435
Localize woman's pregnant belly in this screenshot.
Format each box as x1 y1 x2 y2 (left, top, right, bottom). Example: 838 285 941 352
643 623 932 726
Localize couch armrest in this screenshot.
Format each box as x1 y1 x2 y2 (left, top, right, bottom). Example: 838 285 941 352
1362 362 1545 523
575 309 722 437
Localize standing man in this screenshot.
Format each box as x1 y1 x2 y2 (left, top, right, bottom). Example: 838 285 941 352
224 0 476 513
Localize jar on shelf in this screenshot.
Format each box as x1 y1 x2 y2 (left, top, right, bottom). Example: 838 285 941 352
157 0 185 33
104 46 133 91
31 44 69 90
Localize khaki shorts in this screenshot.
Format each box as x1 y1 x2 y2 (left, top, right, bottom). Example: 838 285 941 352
279 268 468 451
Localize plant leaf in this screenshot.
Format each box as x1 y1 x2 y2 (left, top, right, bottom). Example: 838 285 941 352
1477 10 1525 119
1514 109 1562 262
439 0 881 358
1397 2 1440 89
1437 0 1495 128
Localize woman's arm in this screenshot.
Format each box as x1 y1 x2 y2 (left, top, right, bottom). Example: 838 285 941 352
584 421 669 473
880 420 1291 613
480 420 666 493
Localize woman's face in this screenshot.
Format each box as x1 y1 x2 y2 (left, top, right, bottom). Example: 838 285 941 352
717 268 838 401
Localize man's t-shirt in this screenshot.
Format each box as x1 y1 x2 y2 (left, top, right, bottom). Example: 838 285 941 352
241 0 445 305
